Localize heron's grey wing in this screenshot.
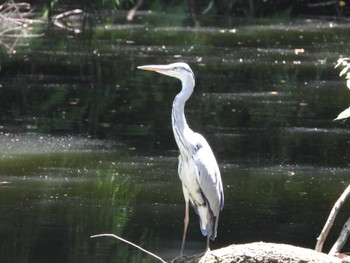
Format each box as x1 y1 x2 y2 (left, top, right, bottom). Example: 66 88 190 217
193 134 224 216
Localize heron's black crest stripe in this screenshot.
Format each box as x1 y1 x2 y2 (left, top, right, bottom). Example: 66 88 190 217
183 67 195 81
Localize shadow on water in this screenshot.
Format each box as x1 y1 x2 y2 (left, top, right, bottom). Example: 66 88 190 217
1 9 350 262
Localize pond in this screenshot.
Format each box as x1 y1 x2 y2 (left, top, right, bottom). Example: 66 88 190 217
1 9 350 263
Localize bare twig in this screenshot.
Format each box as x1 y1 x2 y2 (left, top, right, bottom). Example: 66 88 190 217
126 0 143 21
307 1 337 7
10 0 23 19
202 0 214 15
329 217 350 256
90 233 166 263
53 9 82 21
52 9 83 33
315 184 350 252
0 1 83 53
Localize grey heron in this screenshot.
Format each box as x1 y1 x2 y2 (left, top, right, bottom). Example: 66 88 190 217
138 62 224 257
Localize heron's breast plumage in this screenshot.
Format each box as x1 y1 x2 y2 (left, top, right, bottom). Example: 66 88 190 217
178 154 205 208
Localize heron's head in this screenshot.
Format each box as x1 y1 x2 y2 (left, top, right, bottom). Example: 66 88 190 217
137 62 195 84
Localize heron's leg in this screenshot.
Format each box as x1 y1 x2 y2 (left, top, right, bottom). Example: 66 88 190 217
206 233 210 251
180 200 189 257
187 233 210 261
205 225 211 252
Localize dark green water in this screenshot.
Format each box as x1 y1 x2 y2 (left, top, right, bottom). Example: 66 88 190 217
1 11 350 262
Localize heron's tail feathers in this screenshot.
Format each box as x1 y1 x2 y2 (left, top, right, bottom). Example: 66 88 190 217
199 216 217 240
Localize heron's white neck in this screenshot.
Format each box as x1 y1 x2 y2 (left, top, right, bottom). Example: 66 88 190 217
171 77 195 156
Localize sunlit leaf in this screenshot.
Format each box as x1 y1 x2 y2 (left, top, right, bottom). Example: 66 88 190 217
334 107 350 120
339 65 350 76
334 58 349 68
335 58 350 69
347 79 350 89
335 58 343 68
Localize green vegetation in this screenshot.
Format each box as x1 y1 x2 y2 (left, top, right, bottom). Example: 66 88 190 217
334 58 350 120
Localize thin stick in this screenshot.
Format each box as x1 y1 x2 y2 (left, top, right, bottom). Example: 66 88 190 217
126 0 143 21
315 184 350 252
90 233 166 263
52 8 82 21
52 9 82 33
329 217 350 256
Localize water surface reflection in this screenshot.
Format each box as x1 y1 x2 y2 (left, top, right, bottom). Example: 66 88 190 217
0 134 350 262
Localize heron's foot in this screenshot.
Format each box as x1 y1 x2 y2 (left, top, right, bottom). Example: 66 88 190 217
198 250 223 263
171 251 211 263
169 254 191 263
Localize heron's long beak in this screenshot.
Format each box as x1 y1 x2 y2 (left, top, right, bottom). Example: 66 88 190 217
137 65 172 72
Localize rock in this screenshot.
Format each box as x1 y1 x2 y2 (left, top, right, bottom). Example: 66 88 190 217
193 242 342 263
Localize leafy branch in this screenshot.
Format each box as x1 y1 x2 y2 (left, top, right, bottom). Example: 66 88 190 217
334 57 350 120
